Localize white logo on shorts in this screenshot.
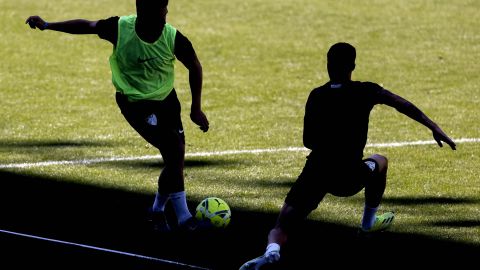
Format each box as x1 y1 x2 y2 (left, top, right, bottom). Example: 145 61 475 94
365 161 376 172
146 114 157 126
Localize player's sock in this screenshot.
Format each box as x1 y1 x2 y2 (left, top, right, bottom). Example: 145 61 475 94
239 243 281 270
170 191 193 224
361 205 378 231
266 243 280 254
265 243 281 262
152 192 169 212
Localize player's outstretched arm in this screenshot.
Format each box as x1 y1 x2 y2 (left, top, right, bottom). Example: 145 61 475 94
381 89 456 150
26 16 98 34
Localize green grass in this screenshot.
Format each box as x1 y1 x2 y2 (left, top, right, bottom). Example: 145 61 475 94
1 0 479 250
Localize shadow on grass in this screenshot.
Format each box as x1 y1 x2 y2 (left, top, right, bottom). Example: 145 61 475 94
106 158 241 169
429 220 480 228
346 195 480 206
0 170 478 269
382 196 480 205
0 139 113 148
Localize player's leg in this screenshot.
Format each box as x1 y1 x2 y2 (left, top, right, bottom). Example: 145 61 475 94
240 203 312 270
155 127 195 228
360 154 394 232
115 91 198 231
240 156 325 270
149 91 203 230
364 154 388 207
148 127 202 231
115 93 173 231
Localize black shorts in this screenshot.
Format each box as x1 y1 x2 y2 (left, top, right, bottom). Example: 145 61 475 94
284 152 378 217
115 90 185 150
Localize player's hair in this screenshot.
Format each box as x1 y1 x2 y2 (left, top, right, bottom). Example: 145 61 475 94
159 0 169 7
327 42 356 74
137 0 169 10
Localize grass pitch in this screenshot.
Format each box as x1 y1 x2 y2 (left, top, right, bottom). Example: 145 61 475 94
1 0 479 268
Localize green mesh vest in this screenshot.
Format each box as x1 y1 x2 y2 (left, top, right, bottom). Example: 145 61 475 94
109 15 176 101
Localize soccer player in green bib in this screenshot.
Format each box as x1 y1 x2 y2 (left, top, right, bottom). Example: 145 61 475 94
26 0 209 232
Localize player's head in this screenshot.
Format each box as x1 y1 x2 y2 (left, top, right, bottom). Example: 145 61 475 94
136 0 169 22
327 42 356 81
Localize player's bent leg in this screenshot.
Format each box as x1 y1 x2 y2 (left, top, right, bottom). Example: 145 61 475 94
361 154 395 233
363 154 388 209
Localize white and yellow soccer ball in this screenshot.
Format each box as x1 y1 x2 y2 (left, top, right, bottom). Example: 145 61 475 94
195 197 231 228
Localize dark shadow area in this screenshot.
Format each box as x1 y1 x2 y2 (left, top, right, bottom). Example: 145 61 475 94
0 231 192 270
429 220 480 228
383 196 480 205
348 195 480 206
107 158 240 169
0 170 478 270
0 139 113 148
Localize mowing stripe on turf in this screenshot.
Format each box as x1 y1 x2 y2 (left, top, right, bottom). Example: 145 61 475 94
0 228 211 270
0 138 477 169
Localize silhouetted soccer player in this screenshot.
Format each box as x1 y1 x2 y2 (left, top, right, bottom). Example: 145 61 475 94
239 42 456 270
26 0 210 232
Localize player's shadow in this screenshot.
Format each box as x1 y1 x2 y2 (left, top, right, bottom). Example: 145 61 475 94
381 196 480 205
106 158 240 169
429 220 480 227
0 170 478 270
0 139 113 148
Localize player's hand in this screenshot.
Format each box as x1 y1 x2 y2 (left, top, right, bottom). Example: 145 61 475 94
432 128 456 150
190 108 209 132
26 16 48 31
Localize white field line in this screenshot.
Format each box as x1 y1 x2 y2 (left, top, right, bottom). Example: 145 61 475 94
0 229 211 270
0 138 478 169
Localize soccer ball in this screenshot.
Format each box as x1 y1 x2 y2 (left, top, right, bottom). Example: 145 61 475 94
195 197 231 228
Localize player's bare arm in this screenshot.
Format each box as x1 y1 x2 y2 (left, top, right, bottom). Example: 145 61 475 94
26 16 98 34
381 89 456 150
188 55 209 133
176 39 209 133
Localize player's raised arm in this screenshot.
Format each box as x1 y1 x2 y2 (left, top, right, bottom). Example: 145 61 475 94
26 16 98 34
380 89 456 150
